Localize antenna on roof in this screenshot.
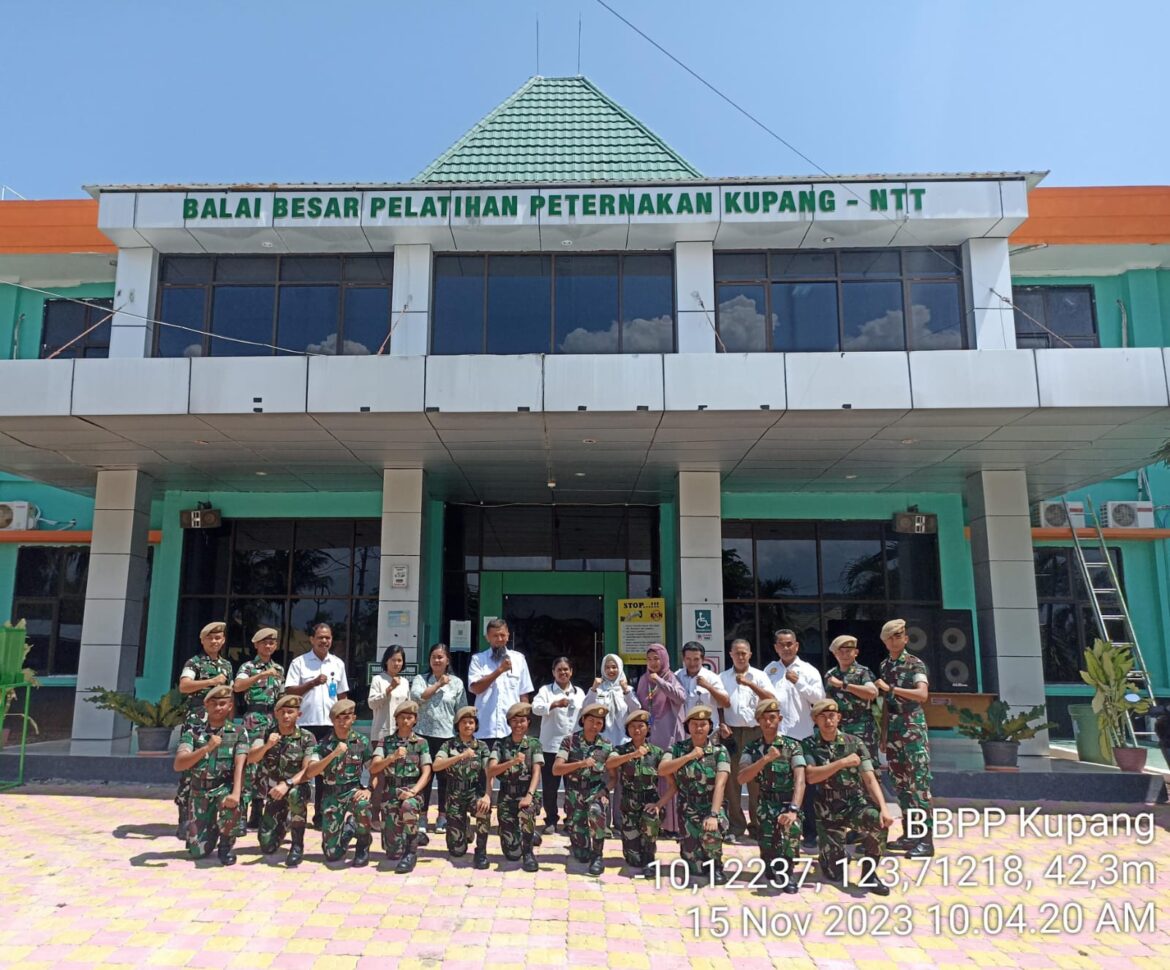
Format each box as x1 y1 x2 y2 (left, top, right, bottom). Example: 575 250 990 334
536 16 540 75
577 12 583 74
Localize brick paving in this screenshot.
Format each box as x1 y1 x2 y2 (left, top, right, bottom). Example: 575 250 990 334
0 785 1168 968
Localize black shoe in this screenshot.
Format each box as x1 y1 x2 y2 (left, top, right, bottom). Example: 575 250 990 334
859 875 890 896
217 839 237 866
782 879 799 894
340 818 356 852
473 835 489 870
712 864 730 885
887 835 913 852
353 836 371 868
395 848 417 874
286 827 305 868
522 850 538 872
531 830 543 847
586 839 605 876
175 806 188 841
416 830 430 848
906 838 935 858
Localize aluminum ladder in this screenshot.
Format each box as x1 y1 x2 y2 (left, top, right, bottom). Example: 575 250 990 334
1062 496 1156 744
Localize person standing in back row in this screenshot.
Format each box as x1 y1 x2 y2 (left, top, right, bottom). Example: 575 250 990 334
468 619 533 743
283 623 349 829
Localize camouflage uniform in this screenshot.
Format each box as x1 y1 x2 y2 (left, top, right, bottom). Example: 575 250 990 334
740 735 806 875
310 732 374 861
559 731 614 862
824 662 878 758
435 737 492 855
375 732 432 858
801 730 887 877
248 715 316 854
491 734 543 860
237 657 285 823
879 652 933 836
177 718 249 859
175 653 234 819
669 740 730 869
613 740 663 867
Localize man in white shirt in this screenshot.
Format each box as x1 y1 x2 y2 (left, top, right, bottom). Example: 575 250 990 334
717 638 788 840
674 641 730 730
284 623 349 828
467 619 533 743
764 628 825 850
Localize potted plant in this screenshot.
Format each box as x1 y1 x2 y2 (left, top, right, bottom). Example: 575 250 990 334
84 686 187 753
1080 639 1152 771
946 698 1056 769
0 622 40 748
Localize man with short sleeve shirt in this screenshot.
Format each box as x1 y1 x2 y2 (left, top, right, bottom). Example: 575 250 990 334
674 641 730 731
284 623 349 828
468 619 533 742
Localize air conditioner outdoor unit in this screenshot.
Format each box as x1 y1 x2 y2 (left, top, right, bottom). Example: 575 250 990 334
0 501 39 531
1101 501 1155 529
1033 501 1085 529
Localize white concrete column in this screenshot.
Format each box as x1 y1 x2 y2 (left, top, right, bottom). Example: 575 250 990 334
962 238 1015 350
379 469 425 668
677 471 724 655
965 469 1049 754
390 244 432 356
70 469 153 754
675 241 716 353
108 248 159 358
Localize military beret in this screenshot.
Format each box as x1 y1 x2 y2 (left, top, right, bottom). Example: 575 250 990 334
580 703 608 723
395 700 419 718
811 699 840 717
454 705 479 725
330 699 356 718
204 685 233 702
880 619 907 641
506 702 533 722
829 634 858 652
200 621 227 638
755 698 780 719
684 705 713 725
252 627 279 644
625 709 649 727
274 694 300 711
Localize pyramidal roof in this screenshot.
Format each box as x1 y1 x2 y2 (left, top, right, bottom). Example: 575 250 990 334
414 76 702 184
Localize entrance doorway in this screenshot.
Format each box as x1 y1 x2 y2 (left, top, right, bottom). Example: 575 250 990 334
504 594 604 691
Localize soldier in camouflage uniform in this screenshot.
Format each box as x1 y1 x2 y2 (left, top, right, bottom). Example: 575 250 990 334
876 618 934 857
432 706 493 868
802 698 893 895
244 693 315 866
174 621 235 839
554 702 615 876
235 627 285 830
605 709 672 876
487 702 543 871
371 700 432 874
737 698 806 892
302 699 374 866
658 705 730 885
824 634 879 759
172 685 249 864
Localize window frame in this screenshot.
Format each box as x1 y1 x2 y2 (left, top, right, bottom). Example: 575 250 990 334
1034 545 1122 682
1012 284 1099 349
11 545 90 676
714 248 965 353
40 297 115 359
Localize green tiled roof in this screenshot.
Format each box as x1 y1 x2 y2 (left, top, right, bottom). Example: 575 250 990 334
415 76 702 183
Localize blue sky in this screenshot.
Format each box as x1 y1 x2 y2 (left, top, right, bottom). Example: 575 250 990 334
3 0 1167 198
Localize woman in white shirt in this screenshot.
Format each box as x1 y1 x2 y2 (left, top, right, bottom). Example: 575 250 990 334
531 656 585 834
583 653 640 747
367 644 411 834
410 643 466 836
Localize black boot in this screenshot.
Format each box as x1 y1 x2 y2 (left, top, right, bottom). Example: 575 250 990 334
473 831 489 870
217 837 237 866
531 829 543 847
353 835 371 868
395 835 417 873
286 825 305 868
248 798 263 831
175 803 188 841
887 834 914 852
521 833 538 872
906 836 935 858
340 817 356 853
586 839 604 876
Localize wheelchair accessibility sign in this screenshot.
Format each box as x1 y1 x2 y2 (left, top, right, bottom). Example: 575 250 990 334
694 608 713 640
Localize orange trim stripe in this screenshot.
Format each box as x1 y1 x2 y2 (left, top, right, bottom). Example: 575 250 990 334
0 529 163 544
1012 186 1170 246
0 200 115 255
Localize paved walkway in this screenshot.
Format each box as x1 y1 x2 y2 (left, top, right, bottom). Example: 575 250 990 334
0 785 1167 969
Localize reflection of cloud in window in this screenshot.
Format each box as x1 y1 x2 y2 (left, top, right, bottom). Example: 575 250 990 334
847 302 960 351
559 315 672 353
307 332 371 355
717 293 772 349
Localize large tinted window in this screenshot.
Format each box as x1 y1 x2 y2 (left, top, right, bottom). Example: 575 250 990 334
40 298 113 359
1013 286 1098 349
715 248 964 352
155 255 392 357
432 253 675 354
1035 547 1122 681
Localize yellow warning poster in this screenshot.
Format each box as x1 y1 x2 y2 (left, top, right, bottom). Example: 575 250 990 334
617 597 666 665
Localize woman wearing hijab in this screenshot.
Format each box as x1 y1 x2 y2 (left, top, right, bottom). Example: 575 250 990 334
634 643 685 836
583 654 641 747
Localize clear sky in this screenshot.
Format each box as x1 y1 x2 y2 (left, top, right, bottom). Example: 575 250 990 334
3 0 1167 198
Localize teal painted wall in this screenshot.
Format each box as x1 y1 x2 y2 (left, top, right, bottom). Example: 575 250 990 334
0 281 114 360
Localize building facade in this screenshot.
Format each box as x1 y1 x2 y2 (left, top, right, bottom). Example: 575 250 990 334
1 77 1168 753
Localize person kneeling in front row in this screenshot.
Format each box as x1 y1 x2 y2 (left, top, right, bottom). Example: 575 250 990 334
606 709 672 877
554 702 615 877
371 700 432 874
244 693 315 867
487 703 543 871
432 706 493 868
302 700 374 866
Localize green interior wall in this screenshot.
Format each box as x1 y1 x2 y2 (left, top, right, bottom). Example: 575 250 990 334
1012 268 1169 347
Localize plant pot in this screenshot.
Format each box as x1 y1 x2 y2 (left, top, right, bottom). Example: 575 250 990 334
1112 746 1147 772
136 726 172 754
980 740 1020 769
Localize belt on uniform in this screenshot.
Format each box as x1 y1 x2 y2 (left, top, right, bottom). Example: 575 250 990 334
498 782 531 798
758 786 795 798
189 777 232 792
